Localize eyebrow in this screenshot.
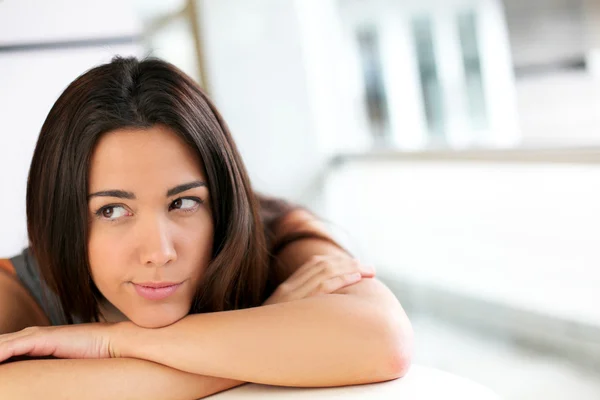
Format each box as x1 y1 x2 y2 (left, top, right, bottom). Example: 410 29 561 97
166 181 207 197
88 180 207 200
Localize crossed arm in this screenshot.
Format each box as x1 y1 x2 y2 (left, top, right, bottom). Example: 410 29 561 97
0 212 413 399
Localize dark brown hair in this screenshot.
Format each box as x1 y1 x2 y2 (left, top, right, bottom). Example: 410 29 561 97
26 56 335 324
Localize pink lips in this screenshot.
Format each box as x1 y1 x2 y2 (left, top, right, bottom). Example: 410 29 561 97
133 281 183 300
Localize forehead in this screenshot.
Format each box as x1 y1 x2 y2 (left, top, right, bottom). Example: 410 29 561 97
88 125 205 190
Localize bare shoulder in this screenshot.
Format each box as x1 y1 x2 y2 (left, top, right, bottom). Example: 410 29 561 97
0 269 49 333
273 208 327 237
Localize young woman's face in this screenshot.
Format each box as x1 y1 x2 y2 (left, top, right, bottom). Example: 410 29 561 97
87 125 213 328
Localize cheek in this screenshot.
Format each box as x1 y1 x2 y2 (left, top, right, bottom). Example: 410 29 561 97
88 228 130 286
179 221 214 276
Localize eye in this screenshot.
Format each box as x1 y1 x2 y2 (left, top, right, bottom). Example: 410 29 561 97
170 197 202 212
96 205 129 221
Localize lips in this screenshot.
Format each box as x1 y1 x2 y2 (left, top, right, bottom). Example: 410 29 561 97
133 281 183 300
136 281 181 289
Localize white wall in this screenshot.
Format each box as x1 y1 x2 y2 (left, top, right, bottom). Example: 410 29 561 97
0 0 140 45
197 0 326 206
294 0 371 155
0 0 142 257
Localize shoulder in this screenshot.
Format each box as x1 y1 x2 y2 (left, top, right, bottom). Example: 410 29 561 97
0 261 50 332
5 249 70 326
256 193 323 239
0 258 15 276
257 194 297 227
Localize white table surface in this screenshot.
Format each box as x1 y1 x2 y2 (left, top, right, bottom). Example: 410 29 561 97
209 365 500 399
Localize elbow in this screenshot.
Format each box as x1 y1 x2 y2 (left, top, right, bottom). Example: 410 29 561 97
375 308 414 381
387 337 413 379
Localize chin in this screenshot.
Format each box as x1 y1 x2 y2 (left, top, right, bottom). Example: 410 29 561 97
128 310 188 329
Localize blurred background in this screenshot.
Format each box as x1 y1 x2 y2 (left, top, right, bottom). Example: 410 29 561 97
1 0 600 398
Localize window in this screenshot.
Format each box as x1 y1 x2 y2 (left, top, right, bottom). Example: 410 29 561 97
411 15 445 140
356 27 391 145
457 9 488 131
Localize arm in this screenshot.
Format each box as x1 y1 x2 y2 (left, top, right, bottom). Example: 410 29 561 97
116 211 413 387
1 210 412 393
118 278 411 387
0 267 243 399
0 358 243 399
0 283 395 400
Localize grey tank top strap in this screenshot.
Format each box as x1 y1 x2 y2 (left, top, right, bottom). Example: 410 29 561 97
10 248 73 325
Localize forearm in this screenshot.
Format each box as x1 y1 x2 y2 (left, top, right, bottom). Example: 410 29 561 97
0 358 244 399
121 280 411 387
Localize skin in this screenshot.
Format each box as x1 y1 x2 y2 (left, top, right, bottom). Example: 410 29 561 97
87 125 213 328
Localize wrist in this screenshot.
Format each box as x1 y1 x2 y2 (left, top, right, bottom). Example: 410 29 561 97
109 321 145 359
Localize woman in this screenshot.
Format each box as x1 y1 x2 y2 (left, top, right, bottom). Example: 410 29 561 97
0 57 412 399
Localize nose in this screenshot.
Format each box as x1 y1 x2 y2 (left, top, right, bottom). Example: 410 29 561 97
138 216 177 267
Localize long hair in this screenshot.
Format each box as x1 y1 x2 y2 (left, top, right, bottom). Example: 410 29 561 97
26 57 275 323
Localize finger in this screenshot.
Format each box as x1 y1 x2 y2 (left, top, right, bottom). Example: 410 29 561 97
0 330 34 362
297 255 372 282
291 260 367 300
282 255 373 295
308 272 363 297
306 258 374 288
280 255 330 292
360 264 376 278
0 332 60 363
0 338 35 362
320 258 375 278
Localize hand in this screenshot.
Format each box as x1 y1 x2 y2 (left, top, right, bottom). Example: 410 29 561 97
264 255 375 305
0 322 125 363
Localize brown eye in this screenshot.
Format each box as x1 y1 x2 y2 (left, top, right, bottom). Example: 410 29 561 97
169 197 201 212
171 199 182 209
96 205 128 220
